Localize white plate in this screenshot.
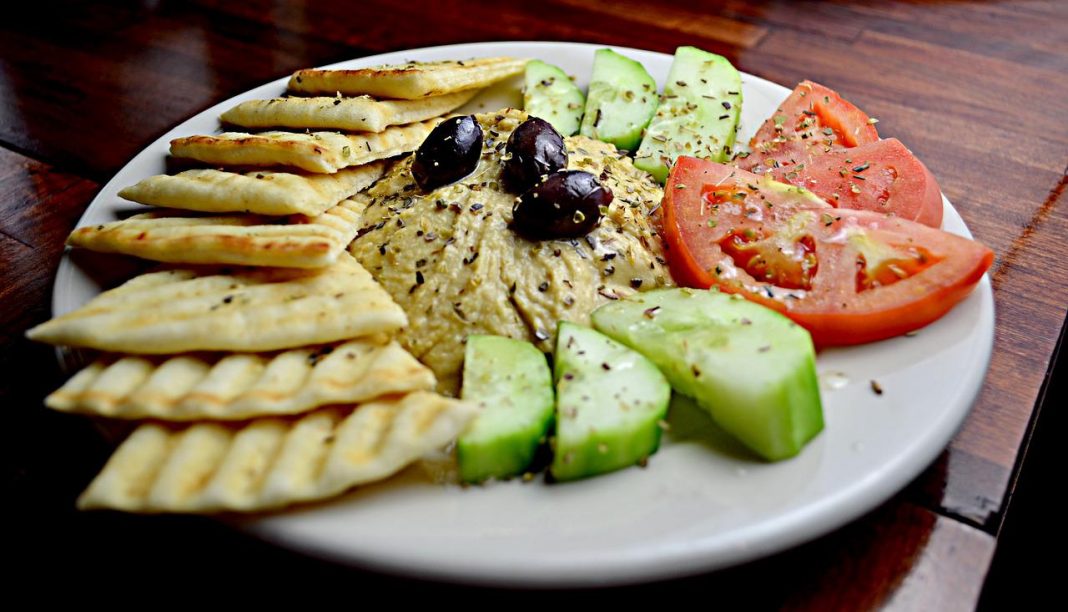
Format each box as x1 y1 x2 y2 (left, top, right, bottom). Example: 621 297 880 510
53 41 994 587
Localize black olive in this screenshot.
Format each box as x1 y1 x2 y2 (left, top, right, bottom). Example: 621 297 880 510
512 170 612 239
502 117 568 193
411 115 483 191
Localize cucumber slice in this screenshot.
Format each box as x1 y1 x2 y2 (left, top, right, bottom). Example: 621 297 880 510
635 46 743 183
458 335 555 483
579 49 658 152
551 322 670 481
591 288 823 461
524 60 585 136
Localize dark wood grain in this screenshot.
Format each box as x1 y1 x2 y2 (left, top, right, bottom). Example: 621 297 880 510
1 150 106 543
724 4 1068 525
0 2 356 179
3 0 1066 606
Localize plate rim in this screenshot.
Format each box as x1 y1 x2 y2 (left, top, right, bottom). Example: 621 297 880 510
50 40 996 587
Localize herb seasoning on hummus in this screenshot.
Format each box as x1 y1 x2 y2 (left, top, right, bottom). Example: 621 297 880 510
349 109 673 392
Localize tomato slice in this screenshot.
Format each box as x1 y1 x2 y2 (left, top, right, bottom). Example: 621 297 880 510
754 138 944 228
662 157 993 346
741 80 879 168
737 82 943 229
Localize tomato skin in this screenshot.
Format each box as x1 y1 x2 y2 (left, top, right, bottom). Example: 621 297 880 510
794 264 989 345
916 159 946 228
662 156 993 346
757 138 945 228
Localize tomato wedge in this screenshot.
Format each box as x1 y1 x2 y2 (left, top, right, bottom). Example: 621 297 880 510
737 82 944 229
754 138 944 228
662 157 993 346
741 80 879 169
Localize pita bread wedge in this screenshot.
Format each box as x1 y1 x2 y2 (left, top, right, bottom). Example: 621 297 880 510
26 253 406 353
66 198 363 268
118 162 386 217
219 90 475 132
169 118 441 173
76 392 478 512
170 131 349 173
46 338 436 421
288 57 527 99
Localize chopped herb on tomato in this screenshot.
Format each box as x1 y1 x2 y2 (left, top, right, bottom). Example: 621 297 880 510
661 157 993 346
737 80 944 228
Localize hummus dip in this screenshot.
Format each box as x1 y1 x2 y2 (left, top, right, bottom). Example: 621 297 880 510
349 109 673 392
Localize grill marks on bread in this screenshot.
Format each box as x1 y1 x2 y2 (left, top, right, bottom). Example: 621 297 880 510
169 118 443 173
288 57 527 99
77 392 478 513
220 91 476 132
28 254 407 353
119 163 386 217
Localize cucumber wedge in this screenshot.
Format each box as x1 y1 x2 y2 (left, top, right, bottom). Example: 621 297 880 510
458 335 555 483
591 288 823 461
524 60 585 136
551 322 670 481
635 46 743 183
579 49 658 151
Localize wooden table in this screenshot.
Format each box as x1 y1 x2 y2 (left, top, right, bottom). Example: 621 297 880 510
4 1 1065 606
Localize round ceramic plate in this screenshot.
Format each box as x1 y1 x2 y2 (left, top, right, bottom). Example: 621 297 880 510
52 42 994 587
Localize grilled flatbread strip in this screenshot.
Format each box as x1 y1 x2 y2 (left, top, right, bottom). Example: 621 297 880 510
26 253 406 354
66 199 362 269
171 131 348 174
76 392 478 513
118 162 386 217
288 57 528 99
219 90 476 132
46 338 435 421
170 117 441 173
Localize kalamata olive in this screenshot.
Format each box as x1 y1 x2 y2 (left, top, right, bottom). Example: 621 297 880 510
502 117 568 192
411 115 483 191
512 170 612 239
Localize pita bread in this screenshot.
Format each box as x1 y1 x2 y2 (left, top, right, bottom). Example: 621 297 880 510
170 131 349 173
26 253 407 353
46 338 435 421
219 90 476 132
66 198 363 268
76 392 478 512
169 118 440 173
288 57 527 99
118 162 386 217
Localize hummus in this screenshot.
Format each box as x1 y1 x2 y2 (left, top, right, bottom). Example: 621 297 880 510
349 109 673 392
